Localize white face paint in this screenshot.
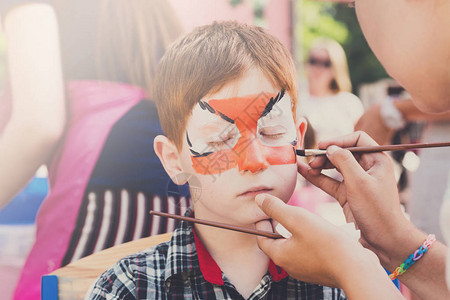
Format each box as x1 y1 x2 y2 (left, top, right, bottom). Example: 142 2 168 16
186 106 241 156
256 93 297 147
186 91 297 157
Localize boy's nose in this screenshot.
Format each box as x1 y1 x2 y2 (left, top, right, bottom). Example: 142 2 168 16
237 137 269 173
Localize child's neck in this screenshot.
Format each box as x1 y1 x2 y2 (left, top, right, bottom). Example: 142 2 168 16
194 223 270 298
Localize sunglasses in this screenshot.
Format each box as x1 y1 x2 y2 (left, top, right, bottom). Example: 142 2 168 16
307 57 332 68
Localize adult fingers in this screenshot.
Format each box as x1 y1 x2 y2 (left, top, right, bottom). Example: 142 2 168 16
307 156 331 171
308 132 378 171
317 131 379 150
255 219 282 258
325 145 369 184
254 199 292 262
255 193 308 234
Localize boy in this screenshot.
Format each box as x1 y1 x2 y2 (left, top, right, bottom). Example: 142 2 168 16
87 21 346 299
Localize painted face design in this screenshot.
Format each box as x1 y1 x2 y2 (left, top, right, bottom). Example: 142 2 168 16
187 90 298 175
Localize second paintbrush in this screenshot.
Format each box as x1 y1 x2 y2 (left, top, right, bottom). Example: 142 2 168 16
149 210 283 239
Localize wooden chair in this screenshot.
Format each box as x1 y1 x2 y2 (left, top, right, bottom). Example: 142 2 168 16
41 233 172 300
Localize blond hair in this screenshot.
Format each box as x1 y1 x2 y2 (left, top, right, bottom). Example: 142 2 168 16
96 0 184 97
309 38 352 93
155 21 298 150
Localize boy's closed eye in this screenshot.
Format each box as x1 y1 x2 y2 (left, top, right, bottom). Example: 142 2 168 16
188 124 241 155
206 132 239 151
258 125 287 140
258 124 297 147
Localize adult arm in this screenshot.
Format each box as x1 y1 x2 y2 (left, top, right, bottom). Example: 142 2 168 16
0 3 65 208
300 131 449 299
255 194 404 299
355 99 450 144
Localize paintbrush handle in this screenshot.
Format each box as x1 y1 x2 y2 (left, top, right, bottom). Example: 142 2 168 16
150 211 283 239
345 141 450 154
301 141 450 156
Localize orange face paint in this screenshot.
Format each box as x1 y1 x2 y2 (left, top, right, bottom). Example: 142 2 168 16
189 91 297 175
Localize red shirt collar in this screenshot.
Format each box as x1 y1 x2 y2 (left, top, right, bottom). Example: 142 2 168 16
192 229 288 286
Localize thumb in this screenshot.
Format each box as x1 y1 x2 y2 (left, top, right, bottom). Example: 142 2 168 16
255 219 279 258
326 145 368 182
255 193 306 234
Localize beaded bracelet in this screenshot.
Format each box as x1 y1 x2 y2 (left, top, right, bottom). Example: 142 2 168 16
389 234 436 280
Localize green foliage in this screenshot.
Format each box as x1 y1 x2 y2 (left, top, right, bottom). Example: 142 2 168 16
298 0 388 92
333 5 388 91
299 1 348 55
229 0 244 6
228 0 268 27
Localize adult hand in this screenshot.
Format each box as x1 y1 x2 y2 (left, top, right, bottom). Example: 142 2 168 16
255 193 371 287
296 131 449 300
298 131 425 266
354 104 394 145
255 194 404 299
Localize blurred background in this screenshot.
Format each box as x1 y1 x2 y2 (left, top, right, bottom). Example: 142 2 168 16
0 1 433 299
0 0 390 98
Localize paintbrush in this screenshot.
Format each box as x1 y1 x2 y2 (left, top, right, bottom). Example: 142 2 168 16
149 210 283 239
296 141 450 157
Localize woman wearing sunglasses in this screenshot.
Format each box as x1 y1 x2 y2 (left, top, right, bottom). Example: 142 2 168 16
301 38 363 144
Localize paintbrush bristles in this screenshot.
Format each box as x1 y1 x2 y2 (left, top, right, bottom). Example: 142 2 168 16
296 149 327 157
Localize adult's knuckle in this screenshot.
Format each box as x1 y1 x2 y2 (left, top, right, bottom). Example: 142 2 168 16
335 148 352 162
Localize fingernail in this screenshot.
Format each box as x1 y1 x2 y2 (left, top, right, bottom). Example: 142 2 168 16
275 223 292 239
327 145 339 156
255 194 265 207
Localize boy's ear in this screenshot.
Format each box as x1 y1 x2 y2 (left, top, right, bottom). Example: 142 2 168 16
296 117 307 149
154 135 188 185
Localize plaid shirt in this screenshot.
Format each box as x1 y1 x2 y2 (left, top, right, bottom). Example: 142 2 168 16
87 210 347 300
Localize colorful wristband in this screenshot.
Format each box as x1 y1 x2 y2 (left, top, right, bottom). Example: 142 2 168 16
389 234 436 280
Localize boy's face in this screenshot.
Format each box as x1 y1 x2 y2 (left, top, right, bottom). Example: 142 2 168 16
176 68 305 226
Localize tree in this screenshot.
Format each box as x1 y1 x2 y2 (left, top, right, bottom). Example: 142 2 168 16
297 0 388 93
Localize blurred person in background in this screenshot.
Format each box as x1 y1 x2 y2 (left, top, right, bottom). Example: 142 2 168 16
0 1 189 299
300 38 363 143
292 38 364 215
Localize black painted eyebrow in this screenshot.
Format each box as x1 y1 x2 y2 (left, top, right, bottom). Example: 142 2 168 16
260 89 285 118
217 111 234 124
189 148 213 158
199 100 215 114
186 130 214 157
186 131 192 147
198 100 235 124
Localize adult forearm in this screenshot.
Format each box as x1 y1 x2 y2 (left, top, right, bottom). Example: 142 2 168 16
337 253 404 300
0 3 65 207
401 243 449 300
0 121 62 207
4 3 65 122
376 225 450 300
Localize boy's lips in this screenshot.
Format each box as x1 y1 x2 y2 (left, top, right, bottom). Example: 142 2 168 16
238 186 273 197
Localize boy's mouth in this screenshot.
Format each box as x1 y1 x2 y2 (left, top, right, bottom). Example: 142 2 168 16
238 186 272 198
